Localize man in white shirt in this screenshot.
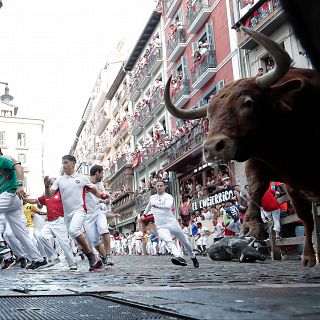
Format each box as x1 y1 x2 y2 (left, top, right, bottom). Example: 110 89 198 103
45 155 109 271
84 165 115 268
143 180 199 268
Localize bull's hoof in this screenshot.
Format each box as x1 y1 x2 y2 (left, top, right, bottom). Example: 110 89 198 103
301 254 316 267
240 221 266 240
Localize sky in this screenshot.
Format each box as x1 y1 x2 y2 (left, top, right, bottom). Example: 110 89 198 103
0 0 156 176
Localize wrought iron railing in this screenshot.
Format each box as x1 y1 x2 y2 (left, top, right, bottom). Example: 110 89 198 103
164 123 206 164
186 0 211 28
167 28 186 57
171 79 190 104
191 50 217 84
149 87 164 113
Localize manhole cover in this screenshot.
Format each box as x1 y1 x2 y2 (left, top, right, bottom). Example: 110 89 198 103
0 295 179 319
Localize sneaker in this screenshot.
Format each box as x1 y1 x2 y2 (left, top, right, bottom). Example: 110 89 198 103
171 257 187 266
0 244 11 255
69 263 78 271
191 257 199 268
89 259 104 272
1 258 15 269
105 255 114 266
26 259 48 270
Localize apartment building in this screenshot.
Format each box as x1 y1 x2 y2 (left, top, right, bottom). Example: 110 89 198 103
0 100 44 197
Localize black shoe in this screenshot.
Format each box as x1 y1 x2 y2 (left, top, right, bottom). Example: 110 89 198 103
1 258 15 269
0 244 11 255
26 259 48 270
191 257 199 268
171 257 187 266
20 257 27 268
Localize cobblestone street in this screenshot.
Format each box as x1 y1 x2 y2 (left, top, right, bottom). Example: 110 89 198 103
1 254 320 319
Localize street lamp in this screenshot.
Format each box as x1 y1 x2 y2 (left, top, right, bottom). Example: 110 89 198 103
0 82 14 102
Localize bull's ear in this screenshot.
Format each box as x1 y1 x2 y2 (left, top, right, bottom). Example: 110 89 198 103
270 79 305 113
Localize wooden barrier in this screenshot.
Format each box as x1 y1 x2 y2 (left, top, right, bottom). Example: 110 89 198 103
268 199 320 262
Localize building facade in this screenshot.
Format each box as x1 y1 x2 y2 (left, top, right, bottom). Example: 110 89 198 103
0 100 44 197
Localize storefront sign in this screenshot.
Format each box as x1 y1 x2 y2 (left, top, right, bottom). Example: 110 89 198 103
191 188 235 212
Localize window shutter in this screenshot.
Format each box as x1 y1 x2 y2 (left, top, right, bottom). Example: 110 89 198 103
205 21 215 51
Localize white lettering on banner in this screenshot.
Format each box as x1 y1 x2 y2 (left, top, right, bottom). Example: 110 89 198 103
191 189 235 212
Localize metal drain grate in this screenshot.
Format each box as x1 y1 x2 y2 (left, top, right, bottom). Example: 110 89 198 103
0 295 178 320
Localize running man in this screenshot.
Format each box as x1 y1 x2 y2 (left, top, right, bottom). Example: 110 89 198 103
0 148 47 270
143 179 199 268
84 165 116 268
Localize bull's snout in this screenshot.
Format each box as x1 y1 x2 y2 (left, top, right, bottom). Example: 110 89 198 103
203 134 236 163
203 138 226 160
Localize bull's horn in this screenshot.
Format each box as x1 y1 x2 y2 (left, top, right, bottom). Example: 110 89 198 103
164 75 208 119
241 27 292 88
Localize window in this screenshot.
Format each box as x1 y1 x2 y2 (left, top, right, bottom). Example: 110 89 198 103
0 131 5 146
17 132 26 147
18 153 26 164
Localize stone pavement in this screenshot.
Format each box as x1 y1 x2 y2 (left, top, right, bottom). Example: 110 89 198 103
0 254 320 319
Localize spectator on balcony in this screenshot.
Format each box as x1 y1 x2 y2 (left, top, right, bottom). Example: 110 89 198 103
198 40 209 56
266 63 274 72
192 47 202 66
195 181 204 198
256 67 264 77
207 176 215 194
216 169 230 190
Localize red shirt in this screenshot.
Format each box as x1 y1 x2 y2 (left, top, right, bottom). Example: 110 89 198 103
38 192 64 221
260 189 280 212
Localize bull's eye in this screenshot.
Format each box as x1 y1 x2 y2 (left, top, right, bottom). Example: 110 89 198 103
242 97 254 109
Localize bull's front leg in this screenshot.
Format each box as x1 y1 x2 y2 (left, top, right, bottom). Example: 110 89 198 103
240 159 272 240
285 186 316 267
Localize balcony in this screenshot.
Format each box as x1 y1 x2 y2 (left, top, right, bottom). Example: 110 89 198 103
164 123 206 170
99 139 111 153
187 0 212 34
114 119 129 145
136 66 151 90
148 47 163 75
171 79 190 109
165 0 182 18
232 0 285 50
112 100 120 117
111 191 135 212
109 164 117 179
149 87 164 115
132 116 143 136
94 111 111 136
129 79 142 101
191 50 217 89
117 153 132 172
139 104 154 127
167 28 187 62
135 190 152 210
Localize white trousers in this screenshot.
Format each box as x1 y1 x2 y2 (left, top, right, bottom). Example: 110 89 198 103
38 217 75 266
84 212 109 247
261 208 281 232
64 210 86 238
157 221 195 258
0 192 43 262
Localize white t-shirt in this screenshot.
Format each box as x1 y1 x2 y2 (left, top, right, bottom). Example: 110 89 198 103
212 222 224 238
52 172 95 216
85 181 106 215
202 210 213 220
144 193 176 227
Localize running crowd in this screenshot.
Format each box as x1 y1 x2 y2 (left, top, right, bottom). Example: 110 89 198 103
0 149 199 271
0 150 115 271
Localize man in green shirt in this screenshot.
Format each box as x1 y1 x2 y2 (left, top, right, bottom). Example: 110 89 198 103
0 148 47 270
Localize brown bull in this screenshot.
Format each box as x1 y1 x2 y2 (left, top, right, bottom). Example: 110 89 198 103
164 27 320 267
